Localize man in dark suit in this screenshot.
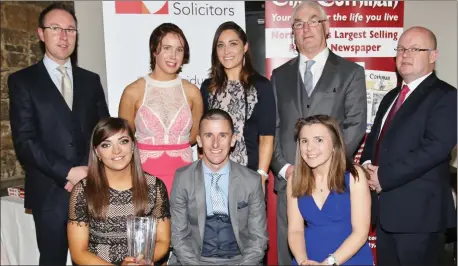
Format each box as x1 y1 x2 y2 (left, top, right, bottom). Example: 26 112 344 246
169 109 268 265
360 26 457 266
270 1 367 264
8 3 109 265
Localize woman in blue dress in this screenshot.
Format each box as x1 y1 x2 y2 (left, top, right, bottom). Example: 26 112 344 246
287 115 374 265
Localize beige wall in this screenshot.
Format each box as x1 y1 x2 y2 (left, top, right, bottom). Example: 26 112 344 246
404 1 457 88
74 2 108 99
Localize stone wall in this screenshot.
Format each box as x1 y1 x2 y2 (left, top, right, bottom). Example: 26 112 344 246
0 1 74 186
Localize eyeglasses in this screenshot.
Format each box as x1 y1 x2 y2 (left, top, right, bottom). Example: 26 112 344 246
394 47 434 55
292 20 327 29
43 26 77 36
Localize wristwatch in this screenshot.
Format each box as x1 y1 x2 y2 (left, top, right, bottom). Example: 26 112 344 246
326 254 338 265
257 169 269 180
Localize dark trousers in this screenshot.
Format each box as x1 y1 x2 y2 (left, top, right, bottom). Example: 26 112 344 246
32 208 69 266
376 222 443 266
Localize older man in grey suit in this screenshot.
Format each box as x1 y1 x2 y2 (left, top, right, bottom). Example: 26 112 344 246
270 1 367 264
169 109 268 265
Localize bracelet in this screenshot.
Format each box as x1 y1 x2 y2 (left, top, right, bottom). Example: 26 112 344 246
257 169 269 179
326 254 338 265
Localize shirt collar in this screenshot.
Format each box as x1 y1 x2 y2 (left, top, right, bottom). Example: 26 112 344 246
402 72 432 92
202 159 231 176
43 53 72 73
299 47 329 66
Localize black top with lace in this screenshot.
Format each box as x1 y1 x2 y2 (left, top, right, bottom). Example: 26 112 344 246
200 74 276 171
68 173 170 265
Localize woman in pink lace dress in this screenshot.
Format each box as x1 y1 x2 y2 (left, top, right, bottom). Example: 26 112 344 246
118 23 203 196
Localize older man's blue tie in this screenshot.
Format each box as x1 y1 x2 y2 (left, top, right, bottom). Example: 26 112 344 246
304 60 315 96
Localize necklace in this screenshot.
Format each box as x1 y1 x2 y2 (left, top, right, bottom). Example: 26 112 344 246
316 178 327 193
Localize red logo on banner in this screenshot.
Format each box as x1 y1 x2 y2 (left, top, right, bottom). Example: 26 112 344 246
115 1 169 14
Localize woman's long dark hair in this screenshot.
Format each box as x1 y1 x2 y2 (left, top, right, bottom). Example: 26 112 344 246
86 118 149 220
208 21 256 95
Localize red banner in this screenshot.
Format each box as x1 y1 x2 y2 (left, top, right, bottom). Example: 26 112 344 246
265 1 404 265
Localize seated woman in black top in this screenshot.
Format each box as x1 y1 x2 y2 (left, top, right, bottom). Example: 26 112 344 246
67 117 171 265
200 21 276 193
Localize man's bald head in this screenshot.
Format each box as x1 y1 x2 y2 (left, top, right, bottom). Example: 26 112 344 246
396 26 438 83
401 26 437 49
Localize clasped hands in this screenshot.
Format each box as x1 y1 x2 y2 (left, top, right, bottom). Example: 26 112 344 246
363 163 382 193
64 166 88 193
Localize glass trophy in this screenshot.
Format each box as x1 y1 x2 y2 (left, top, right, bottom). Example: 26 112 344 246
126 215 157 265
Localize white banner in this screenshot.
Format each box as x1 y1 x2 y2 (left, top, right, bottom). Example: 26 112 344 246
102 1 246 116
266 27 402 58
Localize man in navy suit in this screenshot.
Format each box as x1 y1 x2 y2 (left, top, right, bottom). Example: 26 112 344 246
361 26 456 266
8 3 109 265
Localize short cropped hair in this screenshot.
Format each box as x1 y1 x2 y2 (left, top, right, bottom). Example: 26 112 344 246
199 109 234 133
38 3 77 28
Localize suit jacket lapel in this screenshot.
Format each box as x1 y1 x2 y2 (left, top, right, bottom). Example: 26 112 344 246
286 56 304 117
386 74 437 137
367 88 398 158
71 67 83 119
228 163 241 246
312 51 339 96
194 161 206 246
374 87 399 134
36 61 73 130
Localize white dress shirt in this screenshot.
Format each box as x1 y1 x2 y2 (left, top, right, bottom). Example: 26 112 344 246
42 54 73 93
278 48 330 180
299 47 329 93
362 72 433 166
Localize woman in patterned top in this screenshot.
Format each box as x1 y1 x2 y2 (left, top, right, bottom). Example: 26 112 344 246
67 118 171 265
200 21 276 193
